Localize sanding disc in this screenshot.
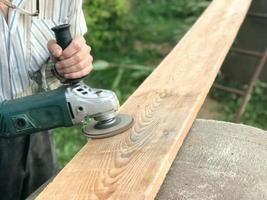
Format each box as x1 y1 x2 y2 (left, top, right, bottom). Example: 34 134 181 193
83 114 134 139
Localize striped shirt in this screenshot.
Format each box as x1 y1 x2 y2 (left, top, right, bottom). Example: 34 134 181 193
0 0 87 101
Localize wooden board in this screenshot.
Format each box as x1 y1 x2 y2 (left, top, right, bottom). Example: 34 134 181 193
37 0 252 199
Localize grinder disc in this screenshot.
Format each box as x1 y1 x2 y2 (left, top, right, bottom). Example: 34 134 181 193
83 114 134 139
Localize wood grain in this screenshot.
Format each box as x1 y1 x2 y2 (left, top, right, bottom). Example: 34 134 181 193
36 0 252 199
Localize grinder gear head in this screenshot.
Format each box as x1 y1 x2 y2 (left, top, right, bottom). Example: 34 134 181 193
66 84 134 138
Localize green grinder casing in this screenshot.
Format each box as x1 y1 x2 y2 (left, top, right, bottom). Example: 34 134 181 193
0 86 74 138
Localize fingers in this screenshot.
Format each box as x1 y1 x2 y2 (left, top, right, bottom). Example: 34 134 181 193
56 55 93 76
64 64 93 79
59 36 86 60
56 45 92 69
47 40 62 57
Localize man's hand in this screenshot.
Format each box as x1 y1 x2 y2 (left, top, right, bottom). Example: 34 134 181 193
47 36 93 79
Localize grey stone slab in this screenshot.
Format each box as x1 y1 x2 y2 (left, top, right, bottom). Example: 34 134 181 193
157 119 267 200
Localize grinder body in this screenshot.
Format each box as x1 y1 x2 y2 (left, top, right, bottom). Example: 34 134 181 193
0 83 120 138
0 87 73 138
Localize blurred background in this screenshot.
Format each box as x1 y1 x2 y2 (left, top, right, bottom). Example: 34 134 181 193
55 0 267 168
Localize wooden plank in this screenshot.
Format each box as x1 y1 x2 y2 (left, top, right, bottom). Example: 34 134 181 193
37 0 251 199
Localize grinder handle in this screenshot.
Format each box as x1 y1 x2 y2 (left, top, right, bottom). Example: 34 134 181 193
51 24 86 84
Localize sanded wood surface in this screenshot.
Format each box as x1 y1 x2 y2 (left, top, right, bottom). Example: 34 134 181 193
37 0 251 199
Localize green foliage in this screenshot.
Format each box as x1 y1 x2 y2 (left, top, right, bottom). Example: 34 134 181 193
83 0 132 54
243 82 267 128
131 0 210 19
213 81 267 130
55 126 87 168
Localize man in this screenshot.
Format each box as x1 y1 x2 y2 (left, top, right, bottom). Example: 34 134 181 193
0 0 93 199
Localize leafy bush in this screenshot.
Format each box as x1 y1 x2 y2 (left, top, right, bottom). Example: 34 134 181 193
213 80 267 130
83 0 133 55
131 0 210 19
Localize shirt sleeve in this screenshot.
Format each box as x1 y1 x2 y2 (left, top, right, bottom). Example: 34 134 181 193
68 0 88 37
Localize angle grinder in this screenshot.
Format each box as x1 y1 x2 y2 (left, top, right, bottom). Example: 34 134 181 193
0 24 133 139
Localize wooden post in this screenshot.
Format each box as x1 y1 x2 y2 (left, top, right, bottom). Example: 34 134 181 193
36 0 252 199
